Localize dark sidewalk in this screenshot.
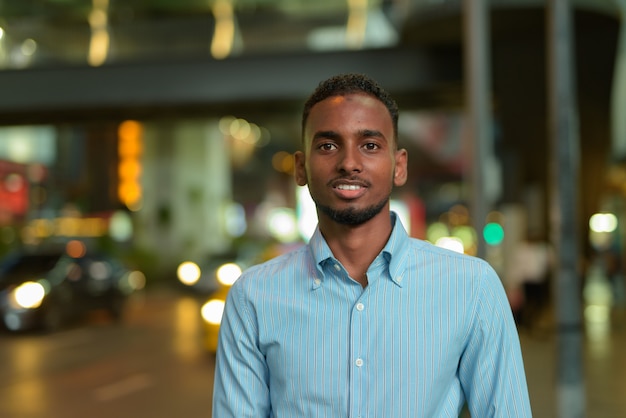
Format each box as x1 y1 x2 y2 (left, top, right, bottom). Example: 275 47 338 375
519 306 626 417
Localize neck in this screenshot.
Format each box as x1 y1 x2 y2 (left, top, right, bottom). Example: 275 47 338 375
318 209 393 283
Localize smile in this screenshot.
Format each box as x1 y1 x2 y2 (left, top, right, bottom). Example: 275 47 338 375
336 184 362 191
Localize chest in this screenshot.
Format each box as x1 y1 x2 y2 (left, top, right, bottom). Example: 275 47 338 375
256 278 470 381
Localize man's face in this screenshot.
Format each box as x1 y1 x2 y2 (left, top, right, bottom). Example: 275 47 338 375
295 93 408 225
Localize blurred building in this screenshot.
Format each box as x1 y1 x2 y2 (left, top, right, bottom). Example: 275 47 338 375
0 0 623 286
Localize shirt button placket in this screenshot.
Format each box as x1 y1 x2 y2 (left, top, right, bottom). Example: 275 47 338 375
351 299 366 418
354 303 365 369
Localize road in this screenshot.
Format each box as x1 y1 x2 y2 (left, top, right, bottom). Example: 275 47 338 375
0 287 215 418
2 284 625 417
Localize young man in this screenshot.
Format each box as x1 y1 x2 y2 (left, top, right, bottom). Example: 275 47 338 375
212 73 532 417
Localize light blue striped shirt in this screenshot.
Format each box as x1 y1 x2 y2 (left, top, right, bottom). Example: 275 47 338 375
213 213 532 417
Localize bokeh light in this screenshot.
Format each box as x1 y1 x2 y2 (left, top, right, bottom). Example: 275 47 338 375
177 261 201 286
483 222 504 246
66 239 86 258
216 263 242 286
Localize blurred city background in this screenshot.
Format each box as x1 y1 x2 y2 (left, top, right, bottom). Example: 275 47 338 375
0 0 625 417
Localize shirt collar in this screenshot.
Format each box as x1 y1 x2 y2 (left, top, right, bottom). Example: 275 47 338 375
308 211 410 287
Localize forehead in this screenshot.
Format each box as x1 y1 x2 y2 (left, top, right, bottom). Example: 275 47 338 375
310 92 383 112
305 93 392 131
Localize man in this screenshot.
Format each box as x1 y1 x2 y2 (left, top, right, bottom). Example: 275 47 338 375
213 73 532 417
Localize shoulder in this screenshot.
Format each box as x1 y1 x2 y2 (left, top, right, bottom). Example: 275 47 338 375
231 244 313 292
406 238 497 276
398 238 504 302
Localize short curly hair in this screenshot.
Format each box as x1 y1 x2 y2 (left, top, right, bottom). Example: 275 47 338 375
301 73 399 143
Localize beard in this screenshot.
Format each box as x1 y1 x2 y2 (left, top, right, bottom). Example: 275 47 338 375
315 197 388 226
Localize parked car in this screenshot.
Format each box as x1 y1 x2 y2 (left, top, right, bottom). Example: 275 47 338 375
176 252 248 294
199 261 243 353
0 244 143 332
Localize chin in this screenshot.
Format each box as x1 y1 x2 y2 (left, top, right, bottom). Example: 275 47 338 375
320 203 386 226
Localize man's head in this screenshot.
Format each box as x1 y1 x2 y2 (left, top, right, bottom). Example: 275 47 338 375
295 73 407 227
301 73 399 146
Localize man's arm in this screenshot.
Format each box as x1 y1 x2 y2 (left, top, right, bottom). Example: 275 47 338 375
459 264 533 417
212 280 271 417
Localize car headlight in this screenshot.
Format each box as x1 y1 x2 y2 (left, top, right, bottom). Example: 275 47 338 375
177 261 201 286
201 299 225 325
216 263 242 286
119 270 146 294
10 281 46 309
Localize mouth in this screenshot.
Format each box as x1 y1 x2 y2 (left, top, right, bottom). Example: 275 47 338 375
331 178 368 199
336 184 363 191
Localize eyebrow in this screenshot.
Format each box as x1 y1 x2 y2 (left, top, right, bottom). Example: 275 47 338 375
312 130 340 141
359 129 385 139
311 129 385 141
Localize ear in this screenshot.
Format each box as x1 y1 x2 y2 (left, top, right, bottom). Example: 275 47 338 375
294 151 308 186
393 148 408 187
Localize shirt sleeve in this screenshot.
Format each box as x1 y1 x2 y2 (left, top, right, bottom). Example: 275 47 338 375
459 262 533 417
212 279 271 418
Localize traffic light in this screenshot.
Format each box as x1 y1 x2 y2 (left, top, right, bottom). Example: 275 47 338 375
483 222 504 246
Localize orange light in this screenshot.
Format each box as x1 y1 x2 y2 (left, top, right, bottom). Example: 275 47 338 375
118 182 141 205
118 120 143 210
119 138 142 158
118 159 141 180
118 120 142 142
66 239 86 258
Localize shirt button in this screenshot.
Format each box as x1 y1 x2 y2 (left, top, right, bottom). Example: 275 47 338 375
356 303 365 311
333 263 341 271
314 278 321 286
355 358 364 367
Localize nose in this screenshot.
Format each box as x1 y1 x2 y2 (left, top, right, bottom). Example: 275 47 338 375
337 146 362 173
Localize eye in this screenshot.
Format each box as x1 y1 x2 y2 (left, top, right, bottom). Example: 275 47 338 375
318 143 337 151
363 142 380 151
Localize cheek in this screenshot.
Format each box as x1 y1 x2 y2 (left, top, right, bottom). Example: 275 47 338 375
304 156 329 179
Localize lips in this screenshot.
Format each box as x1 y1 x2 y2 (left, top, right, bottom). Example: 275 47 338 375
331 178 368 199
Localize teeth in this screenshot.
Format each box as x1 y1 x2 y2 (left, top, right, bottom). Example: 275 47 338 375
337 184 361 190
